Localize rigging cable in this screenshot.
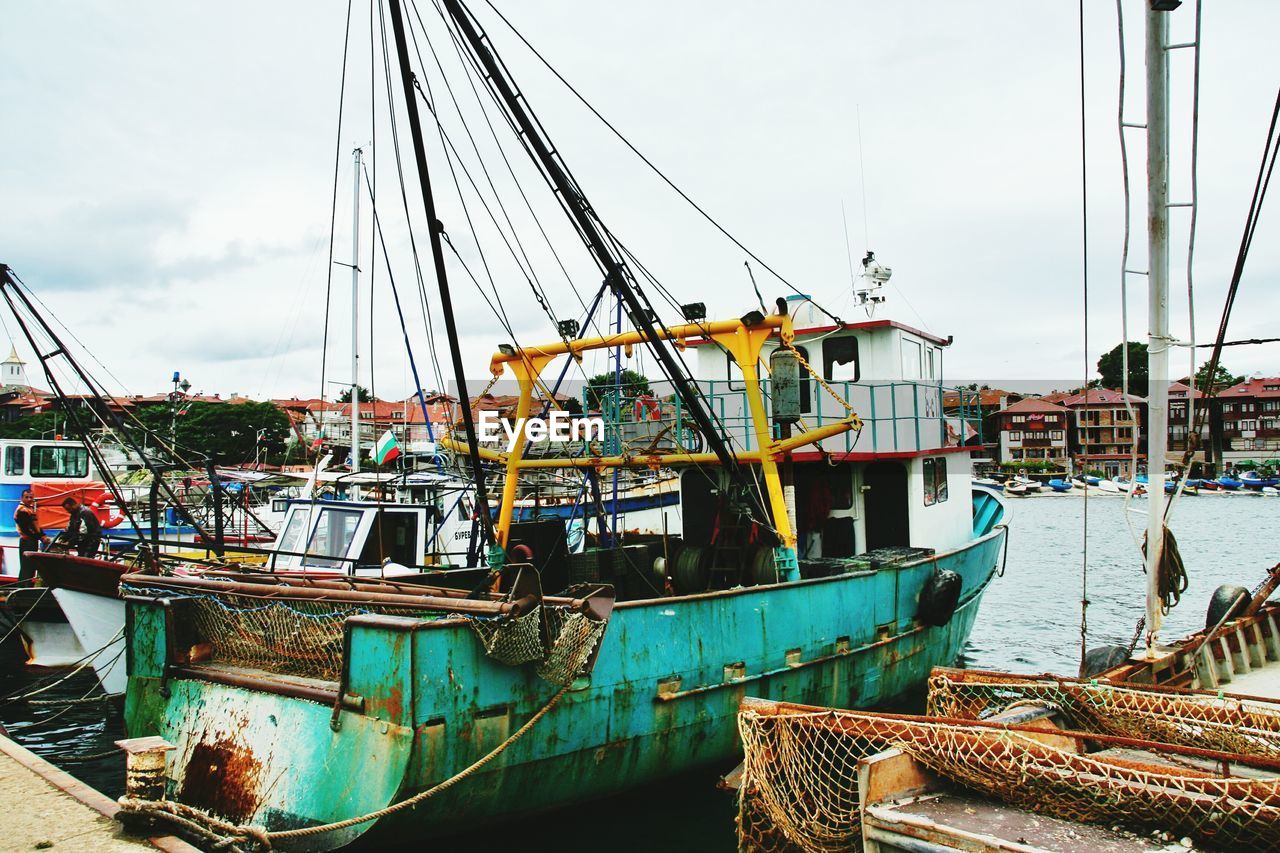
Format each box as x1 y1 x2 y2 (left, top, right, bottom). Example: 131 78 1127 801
318 0 357 447
1077 0 1091 676
479 0 846 328
419 0 608 342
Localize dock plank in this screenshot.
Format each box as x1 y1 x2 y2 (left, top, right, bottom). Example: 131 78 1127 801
0 734 195 851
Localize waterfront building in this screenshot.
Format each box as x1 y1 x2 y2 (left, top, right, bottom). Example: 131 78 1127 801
1217 377 1280 467
1059 388 1146 478
992 397 1070 469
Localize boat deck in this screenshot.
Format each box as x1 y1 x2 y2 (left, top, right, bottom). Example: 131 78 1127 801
0 732 195 851
865 791 1195 852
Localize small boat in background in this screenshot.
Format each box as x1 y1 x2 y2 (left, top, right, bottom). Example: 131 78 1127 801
1046 478 1073 492
973 477 1003 493
1003 480 1028 497
1241 470 1280 489
1218 476 1243 490
1095 479 1121 493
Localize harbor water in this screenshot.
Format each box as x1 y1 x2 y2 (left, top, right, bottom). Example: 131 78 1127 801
0 492 1274 850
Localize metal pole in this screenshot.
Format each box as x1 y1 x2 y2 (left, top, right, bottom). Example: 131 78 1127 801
1144 4 1171 653
350 146 363 500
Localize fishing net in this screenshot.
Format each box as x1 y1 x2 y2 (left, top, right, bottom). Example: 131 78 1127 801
147 588 446 681
927 669 1280 758
125 582 607 685
467 607 546 667
537 607 607 687
737 703 1280 852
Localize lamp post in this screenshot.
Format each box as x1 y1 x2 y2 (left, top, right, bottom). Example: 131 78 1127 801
169 371 192 445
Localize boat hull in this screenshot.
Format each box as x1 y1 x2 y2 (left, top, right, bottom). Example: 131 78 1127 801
124 526 1005 846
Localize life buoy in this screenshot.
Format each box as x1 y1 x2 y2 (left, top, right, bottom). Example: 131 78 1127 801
917 570 962 627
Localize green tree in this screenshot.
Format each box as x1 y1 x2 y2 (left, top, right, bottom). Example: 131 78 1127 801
0 410 64 440
1097 342 1149 396
1193 361 1243 392
585 369 651 413
338 385 372 403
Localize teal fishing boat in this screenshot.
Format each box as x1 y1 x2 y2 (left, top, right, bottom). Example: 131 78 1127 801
114 0 1009 847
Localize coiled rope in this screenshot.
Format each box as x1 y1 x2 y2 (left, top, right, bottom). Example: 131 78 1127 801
119 682 570 850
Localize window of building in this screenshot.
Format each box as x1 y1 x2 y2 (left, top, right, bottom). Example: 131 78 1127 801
1009 431 1023 441
823 337 859 383
1050 430 1064 440
925 347 937 380
3 446 23 477
30 445 88 478
1010 449 1024 459
1264 401 1279 412
1261 419 1277 431
1012 415 1026 424
923 456 949 506
1225 403 1237 413
1241 420 1258 431
1265 385 1279 391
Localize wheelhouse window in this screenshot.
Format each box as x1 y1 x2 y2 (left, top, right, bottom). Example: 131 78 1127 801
822 337 859 383
275 506 363 569
901 339 922 380
30 445 88 478
795 345 812 413
3 446 23 477
923 456 949 506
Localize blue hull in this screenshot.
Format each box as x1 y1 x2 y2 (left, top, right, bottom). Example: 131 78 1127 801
125 520 1006 845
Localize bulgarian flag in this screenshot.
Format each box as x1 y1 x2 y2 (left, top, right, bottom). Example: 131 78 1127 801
374 428 402 465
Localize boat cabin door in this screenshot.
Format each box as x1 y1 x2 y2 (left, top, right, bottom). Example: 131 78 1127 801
862 461 909 550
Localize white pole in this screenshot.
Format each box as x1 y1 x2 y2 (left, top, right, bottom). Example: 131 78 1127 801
1144 6 1171 653
350 147 363 499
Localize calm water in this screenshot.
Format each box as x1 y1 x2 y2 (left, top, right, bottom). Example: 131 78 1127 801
1 491 1275 850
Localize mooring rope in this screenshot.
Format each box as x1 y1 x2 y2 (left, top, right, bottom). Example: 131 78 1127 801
119 682 570 849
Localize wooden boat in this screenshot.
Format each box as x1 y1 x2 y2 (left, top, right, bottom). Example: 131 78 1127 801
736 670 1280 851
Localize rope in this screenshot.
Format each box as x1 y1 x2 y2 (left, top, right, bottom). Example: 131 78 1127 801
1078 0 1091 676
0 586 49 648
119 682 570 849
57 747 122 763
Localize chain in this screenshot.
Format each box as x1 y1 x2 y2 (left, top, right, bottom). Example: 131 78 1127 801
779 339 856 416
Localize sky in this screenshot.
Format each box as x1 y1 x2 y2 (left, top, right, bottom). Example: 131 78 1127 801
1 1 1276 403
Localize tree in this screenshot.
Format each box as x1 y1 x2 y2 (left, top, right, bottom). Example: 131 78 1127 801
1097 342 1149 396
0 410 63 440
585 369 651 413
338 385 372 403
1193 361 1243 392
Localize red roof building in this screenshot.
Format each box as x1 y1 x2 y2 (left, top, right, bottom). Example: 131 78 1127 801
1058 388 1146 477
993 397 1070 468
1218 377 1280 463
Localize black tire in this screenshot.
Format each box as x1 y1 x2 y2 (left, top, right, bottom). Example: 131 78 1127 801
917 570 962 627
1206 584 1251 630
671 545 709 593
1081 644 1131 678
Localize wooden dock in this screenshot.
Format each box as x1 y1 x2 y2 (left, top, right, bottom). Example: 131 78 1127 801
0 732 195 852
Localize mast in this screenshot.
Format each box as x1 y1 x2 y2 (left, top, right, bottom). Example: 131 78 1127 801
350 146 363 498
386 0 499 558
1144 2 1172 652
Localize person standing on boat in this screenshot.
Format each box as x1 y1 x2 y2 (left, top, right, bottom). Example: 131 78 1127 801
60 496 102 558
13 489 50 580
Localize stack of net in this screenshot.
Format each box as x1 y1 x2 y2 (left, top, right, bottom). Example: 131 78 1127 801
737 704 1280 851
927 669 1280 758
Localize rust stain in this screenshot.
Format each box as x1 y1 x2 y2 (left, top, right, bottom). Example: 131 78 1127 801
179 735 264 823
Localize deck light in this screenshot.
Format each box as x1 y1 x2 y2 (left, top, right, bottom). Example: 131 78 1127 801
681 302 707 322
740 310 766 327
557 319 580 338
